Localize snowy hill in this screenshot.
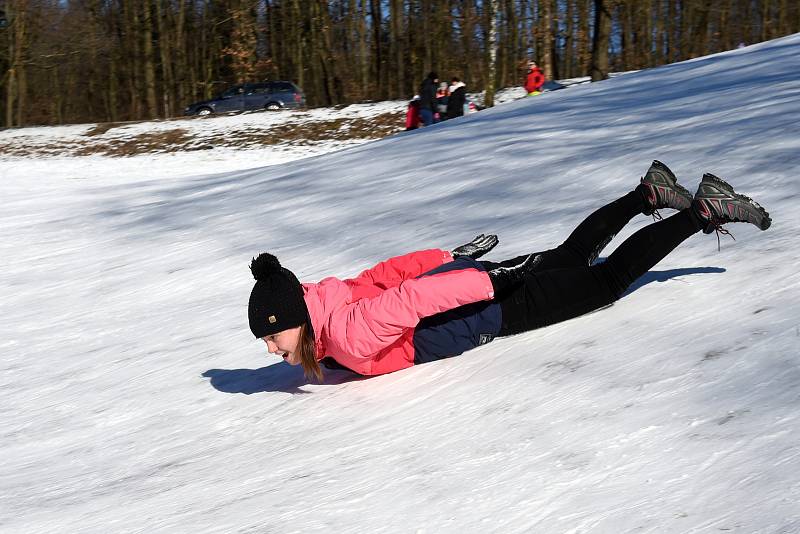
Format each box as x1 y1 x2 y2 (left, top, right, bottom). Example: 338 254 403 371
2 35 800 533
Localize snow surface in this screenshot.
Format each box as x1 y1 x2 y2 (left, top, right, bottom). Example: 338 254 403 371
2 36 800 533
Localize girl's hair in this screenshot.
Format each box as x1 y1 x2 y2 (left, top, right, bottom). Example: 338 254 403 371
297 322 323 382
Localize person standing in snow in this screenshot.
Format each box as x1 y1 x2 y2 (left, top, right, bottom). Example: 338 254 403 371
247 161 771 380
405 96 422 130
446 78 466 120
525 61 545 96
435 82 450 122
418 72 438 126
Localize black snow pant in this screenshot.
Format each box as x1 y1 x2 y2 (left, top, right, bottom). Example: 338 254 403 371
480 190 703 336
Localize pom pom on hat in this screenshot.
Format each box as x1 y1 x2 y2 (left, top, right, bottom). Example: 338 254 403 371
247 253 309 338
250 252 282 280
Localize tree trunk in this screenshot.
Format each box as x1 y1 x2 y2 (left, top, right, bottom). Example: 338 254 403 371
655 0 666 65
667 0 678 62
357 0 368 96
52 64 63 124
688 1 710 59
5 0 27 127
5 8 16 127
618 1 630 70
563 0 574 78
485 0 498 107
761 0 770 41
590 0 611 81
156 0 174 117
461 1 476 88
174 0 187 113
312 0 336 105
541 0 555 80
370 0 383 99
642 0 653 67
291 0 305 93
141 0 158 118
108 53 118 122
577 0 591 76
390 0 404 98
16 42 25 126
125 0 142 118
419 0 431 73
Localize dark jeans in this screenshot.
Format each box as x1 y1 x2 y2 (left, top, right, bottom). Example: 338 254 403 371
420 108 434 126
481 190 702 336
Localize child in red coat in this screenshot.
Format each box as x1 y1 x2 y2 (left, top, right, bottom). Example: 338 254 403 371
405 96 422 130
525 61 545 95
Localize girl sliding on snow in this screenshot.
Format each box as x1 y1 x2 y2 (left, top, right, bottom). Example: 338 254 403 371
247 162 771 380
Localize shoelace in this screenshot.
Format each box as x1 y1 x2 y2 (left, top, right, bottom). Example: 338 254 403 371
708 214 736 251
644 183 668 221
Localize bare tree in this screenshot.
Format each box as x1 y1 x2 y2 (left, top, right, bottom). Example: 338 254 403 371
140 0 158 117
4 0 28 127
484 0 499 107
389 0 404 98
590 0 612 81
3 0 800 126
541 0 555 80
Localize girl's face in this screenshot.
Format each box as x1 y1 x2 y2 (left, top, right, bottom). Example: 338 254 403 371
262 326 302 365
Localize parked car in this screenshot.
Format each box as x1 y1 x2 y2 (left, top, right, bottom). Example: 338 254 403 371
184 81 305 116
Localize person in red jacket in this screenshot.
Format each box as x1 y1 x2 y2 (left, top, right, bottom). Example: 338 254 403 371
248 161 771 381
404 96 422 130
525 61 545 95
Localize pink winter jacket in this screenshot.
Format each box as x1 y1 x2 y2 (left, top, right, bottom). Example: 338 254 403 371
302 249 495 375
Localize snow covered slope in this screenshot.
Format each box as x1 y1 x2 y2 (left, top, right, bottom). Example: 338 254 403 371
2 35 800 533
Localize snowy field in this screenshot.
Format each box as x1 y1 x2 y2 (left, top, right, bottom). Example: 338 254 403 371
2 35 800 533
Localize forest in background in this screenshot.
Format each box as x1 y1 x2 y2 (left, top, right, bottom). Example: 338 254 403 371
1 0 799 127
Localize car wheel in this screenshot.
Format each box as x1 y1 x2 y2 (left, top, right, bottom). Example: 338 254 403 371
265 103 282 111
197 107 213 116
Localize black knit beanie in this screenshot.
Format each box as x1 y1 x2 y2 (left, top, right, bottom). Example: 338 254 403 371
248 253 308 338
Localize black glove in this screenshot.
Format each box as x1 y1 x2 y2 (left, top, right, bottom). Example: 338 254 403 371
451 234 499 260
488 254 542 295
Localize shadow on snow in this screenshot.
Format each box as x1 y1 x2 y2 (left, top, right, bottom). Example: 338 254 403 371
203 362 364 395
623 266 726 295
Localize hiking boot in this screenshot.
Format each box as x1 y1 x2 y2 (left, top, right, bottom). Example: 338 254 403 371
638 160 694 216
693 173 772 234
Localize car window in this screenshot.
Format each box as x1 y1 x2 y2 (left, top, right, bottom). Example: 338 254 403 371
270 82 295 93
222 86 243 98
244 83 270 95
